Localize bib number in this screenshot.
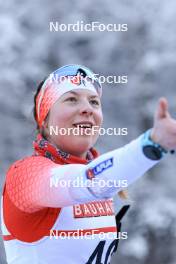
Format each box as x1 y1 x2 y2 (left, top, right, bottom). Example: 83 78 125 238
86 223 121 264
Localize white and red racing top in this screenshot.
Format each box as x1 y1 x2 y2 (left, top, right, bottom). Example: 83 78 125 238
1 134 159 264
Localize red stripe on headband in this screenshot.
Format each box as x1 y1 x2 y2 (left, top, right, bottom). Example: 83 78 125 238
36 82 61 128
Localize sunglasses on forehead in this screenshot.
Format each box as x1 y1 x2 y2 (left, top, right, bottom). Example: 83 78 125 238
46 64 102 96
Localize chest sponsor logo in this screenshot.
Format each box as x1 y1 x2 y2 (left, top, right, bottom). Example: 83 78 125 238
73 200 114 218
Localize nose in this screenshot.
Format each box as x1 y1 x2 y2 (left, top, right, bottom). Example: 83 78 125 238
79 99 93 116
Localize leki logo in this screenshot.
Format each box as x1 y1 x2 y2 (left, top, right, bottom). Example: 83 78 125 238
86 157 113 179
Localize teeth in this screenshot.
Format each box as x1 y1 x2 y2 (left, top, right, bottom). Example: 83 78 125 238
75 124 92 128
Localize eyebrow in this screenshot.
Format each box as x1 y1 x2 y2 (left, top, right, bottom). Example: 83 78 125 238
66 91 99 99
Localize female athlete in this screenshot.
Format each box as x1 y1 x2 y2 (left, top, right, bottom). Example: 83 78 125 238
1 64 176 264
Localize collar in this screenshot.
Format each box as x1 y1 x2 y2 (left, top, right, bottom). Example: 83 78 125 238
33 134 99 165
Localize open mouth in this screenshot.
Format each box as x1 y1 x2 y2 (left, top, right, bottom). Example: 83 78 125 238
73 122 93 129
73 124 93 129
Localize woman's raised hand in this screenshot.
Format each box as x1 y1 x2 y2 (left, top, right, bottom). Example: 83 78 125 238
151 97 176 151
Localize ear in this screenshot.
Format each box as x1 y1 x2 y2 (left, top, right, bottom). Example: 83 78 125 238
41 116 50 138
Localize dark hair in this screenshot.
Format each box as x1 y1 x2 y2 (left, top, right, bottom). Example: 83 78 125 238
33 79 46 130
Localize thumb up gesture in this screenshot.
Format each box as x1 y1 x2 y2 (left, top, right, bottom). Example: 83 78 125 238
151 97 176 151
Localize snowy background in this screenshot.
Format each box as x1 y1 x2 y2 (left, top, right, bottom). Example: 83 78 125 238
0 0 176 263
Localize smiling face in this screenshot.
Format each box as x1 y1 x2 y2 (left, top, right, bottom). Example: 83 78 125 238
43 89 103 158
